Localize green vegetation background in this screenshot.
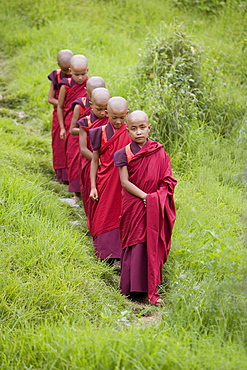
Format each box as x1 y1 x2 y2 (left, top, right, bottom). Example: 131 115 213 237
0 0 247 368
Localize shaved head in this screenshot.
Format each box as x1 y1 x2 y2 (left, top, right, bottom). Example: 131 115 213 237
70 54 88 69
57 49 74 69
107 96 128 113
86 76 106 97
128 110 149 125
91 88 110 105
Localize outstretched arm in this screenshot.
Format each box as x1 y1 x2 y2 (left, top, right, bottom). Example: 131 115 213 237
48 82 58 106
57 85 67 140
119 165 147 205
70 105 80 135
90 150 100 201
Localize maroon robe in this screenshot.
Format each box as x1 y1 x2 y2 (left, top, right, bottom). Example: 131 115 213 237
47 69 68 180
72 96 91 118
78 113 108 228
60 77 88 190
67 96 92 193
89 122 131 259
114 139 177 304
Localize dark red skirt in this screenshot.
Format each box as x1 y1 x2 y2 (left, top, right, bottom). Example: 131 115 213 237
120 242 148 295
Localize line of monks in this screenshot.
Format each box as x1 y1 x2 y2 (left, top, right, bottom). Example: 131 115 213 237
47 50 177 305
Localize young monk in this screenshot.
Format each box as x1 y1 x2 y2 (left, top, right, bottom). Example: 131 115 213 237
89 97 131 263
47 49 74 183
70 76 106 131
68 77 107 204
70 76 106 136
114 110 177 305
78 87 110 229
57 54 89 200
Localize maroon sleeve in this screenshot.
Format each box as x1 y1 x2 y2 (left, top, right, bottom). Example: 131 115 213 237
72 98 85 110
114 147 128 167
59 77 72 88
78 117 89 128
47 70 59 90
89 126 102 151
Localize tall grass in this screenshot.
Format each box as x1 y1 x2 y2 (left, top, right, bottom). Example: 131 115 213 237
0 0 247 368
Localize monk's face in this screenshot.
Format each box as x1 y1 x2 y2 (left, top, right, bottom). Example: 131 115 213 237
107 106 128 130
70 65 88 84
91 100 108 119
58 61 71 76
127 117 150 147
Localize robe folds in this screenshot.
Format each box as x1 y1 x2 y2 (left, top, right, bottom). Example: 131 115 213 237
78 114 108 227
89 122 131 258
47 69 68 173
66 98 92 192
60 77 88 188
60 77 88 132
114 139 177 304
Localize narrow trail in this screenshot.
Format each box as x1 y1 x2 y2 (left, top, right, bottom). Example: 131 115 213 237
0 53 163 326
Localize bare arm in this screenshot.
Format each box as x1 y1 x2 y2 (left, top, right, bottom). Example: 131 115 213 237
48 82 58 106
90 150 100 201
119 165 147 205
57 85 67 140
79 127 93 161
70 105 80 135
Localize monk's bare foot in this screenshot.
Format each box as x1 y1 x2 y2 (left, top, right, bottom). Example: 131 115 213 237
153 298 163 306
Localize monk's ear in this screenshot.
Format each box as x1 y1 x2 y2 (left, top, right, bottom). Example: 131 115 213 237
89 100 92 107
105 109 109 117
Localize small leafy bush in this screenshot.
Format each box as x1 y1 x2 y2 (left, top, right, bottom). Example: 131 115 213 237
129 27 203 151
128 25 246 152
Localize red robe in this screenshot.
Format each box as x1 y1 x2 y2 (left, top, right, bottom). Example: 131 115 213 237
47 69 68 171
78 113 108 228
115 139 177 304
89 122 131 240
60 77 88 185
72 96 91 118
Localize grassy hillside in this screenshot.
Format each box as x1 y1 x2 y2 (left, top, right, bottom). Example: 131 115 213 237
0 0 247 368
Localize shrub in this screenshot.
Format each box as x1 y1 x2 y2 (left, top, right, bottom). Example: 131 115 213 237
128 27 203 151
128 25 246 152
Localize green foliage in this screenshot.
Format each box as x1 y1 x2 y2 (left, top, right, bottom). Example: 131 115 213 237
137 28 201 90
0 0 247 368
129 27 202 151
171 0 243 15
128 23 246 154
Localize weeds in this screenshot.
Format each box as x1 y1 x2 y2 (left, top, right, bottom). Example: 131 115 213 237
0 0 247 368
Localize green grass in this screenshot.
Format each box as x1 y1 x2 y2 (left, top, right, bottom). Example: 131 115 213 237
0 0 247 368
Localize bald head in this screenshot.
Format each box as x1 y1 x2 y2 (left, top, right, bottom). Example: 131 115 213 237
57 49 74 70
128 110 149 125
107 97 128 129
91 88 110 105
87 76 106 98
107 96 128 113
70 54 88 69
127 110 150 146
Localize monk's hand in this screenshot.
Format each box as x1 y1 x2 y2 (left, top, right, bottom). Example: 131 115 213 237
90 187 99 201
143 194 147 207
60 128 66 140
